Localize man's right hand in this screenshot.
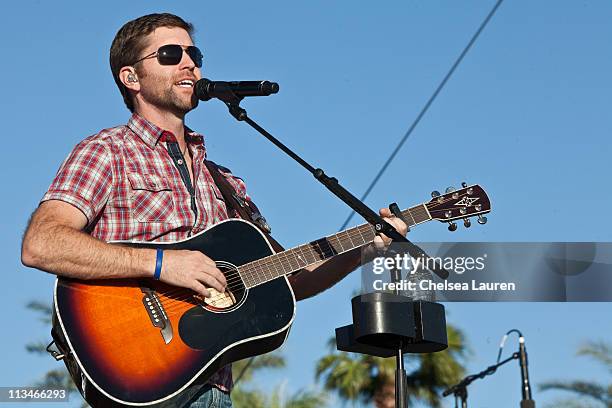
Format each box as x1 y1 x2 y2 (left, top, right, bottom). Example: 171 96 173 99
158 250 227 298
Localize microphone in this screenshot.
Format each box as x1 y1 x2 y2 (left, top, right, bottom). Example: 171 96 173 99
519 335 535 408
195 78 279 101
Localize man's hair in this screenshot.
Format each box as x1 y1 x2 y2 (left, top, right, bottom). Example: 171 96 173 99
110 13 194 112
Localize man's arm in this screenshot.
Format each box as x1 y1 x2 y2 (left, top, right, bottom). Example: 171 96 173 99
21 200 227 298
289 208 407 301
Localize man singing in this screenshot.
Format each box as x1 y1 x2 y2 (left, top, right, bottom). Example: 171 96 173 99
21 13 406 407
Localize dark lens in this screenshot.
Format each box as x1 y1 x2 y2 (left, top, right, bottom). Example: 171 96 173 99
157 44 183 65
186 46 203 68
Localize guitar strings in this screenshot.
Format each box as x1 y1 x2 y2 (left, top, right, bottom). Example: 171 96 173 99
161 205 443 310
179 201 431 296
158 227 378 311
156 197 463 310
115 197 468 318
158 221 380 301
164 239 356 306
156 206 433 310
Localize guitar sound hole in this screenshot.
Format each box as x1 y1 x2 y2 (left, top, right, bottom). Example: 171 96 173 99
201 262 246 311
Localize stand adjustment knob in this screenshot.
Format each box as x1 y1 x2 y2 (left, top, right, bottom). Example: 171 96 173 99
477 215 488 225
448 222 457 231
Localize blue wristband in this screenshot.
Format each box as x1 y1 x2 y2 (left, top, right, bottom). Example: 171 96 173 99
154 248 164 280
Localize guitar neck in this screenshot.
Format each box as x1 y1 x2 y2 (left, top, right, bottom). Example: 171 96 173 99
240 204 431 289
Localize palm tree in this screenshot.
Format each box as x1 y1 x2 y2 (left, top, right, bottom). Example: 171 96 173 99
26 301 88 407
316 324 468 408
232 354 328 408
539 340 611 408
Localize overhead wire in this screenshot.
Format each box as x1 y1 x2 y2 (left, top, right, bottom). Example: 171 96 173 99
339 0 505 231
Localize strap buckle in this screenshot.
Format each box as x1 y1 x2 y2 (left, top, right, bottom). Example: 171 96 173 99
46 340 65 361
233 193 272 233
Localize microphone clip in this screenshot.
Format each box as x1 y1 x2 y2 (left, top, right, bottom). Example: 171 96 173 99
212 83 247 121
226 101 247 121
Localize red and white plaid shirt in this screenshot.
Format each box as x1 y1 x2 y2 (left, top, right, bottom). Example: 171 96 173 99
42 113 249 391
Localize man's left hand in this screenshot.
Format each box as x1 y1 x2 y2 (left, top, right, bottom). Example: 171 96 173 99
372 207 408 251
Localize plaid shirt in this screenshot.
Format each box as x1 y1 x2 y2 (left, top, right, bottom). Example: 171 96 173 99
41 113 249 391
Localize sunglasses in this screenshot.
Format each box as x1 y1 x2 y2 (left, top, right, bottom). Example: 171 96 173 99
133 44 203 68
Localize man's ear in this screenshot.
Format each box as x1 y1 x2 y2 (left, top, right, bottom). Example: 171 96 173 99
120 67 140 91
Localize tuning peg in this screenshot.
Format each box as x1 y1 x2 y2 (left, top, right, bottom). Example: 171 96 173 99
463 218 471 228
448 222 457 231
477 215 488 225
445 186 455 193
461 182 468 188
431 190 441 198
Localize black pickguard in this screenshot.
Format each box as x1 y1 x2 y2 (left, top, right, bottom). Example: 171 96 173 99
136 219 296 353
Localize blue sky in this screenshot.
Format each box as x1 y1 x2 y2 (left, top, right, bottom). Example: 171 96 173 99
1 1 611 407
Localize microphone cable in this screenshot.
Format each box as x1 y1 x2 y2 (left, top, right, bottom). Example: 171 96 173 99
497 328 523 363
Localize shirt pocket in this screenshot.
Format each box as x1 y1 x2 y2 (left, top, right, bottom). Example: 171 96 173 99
127 173 176 223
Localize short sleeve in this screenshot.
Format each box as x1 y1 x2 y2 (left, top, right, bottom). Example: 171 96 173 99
41 137 113 224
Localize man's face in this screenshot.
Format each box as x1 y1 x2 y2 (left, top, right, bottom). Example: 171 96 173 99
134 27 201 116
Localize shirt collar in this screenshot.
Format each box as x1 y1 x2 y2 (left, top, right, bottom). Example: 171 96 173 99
127 113 205 150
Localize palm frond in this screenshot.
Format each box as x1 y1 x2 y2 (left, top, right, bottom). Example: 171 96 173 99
233 352 286 384
539 380 609 404
25 341 49 355
543 397 604 408
231 387 267 408
577 341 612 372
316 352 372 402
283 389 328 408
26 300 52 324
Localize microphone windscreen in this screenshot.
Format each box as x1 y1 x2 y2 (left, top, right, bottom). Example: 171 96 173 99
260 81 279 95
194 78 213 101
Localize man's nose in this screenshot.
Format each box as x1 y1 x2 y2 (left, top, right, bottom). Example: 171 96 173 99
178 49 196 70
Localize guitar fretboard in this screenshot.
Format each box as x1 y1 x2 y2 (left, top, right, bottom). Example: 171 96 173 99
239 204 431 289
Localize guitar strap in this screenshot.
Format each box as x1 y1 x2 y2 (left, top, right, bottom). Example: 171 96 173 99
204 160 285 253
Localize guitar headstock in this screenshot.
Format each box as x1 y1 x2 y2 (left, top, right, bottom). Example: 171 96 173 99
426 183 491 230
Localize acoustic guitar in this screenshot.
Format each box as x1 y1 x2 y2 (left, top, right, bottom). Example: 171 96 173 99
53 184 490 407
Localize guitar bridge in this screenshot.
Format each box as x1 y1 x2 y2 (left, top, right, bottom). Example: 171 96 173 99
140 288 173 344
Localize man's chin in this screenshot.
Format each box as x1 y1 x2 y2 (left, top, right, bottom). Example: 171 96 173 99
188 95 199 111
181 100 199 116
168 98 199 117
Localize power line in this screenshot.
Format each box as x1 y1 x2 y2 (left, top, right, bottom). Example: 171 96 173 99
339 0 505 231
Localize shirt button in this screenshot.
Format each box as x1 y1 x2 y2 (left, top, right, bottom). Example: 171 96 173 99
177 159 184 165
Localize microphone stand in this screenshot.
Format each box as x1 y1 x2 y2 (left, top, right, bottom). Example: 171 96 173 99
213 89 448 280
208 90 450 408
442 353 519 408
519 336 535 408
